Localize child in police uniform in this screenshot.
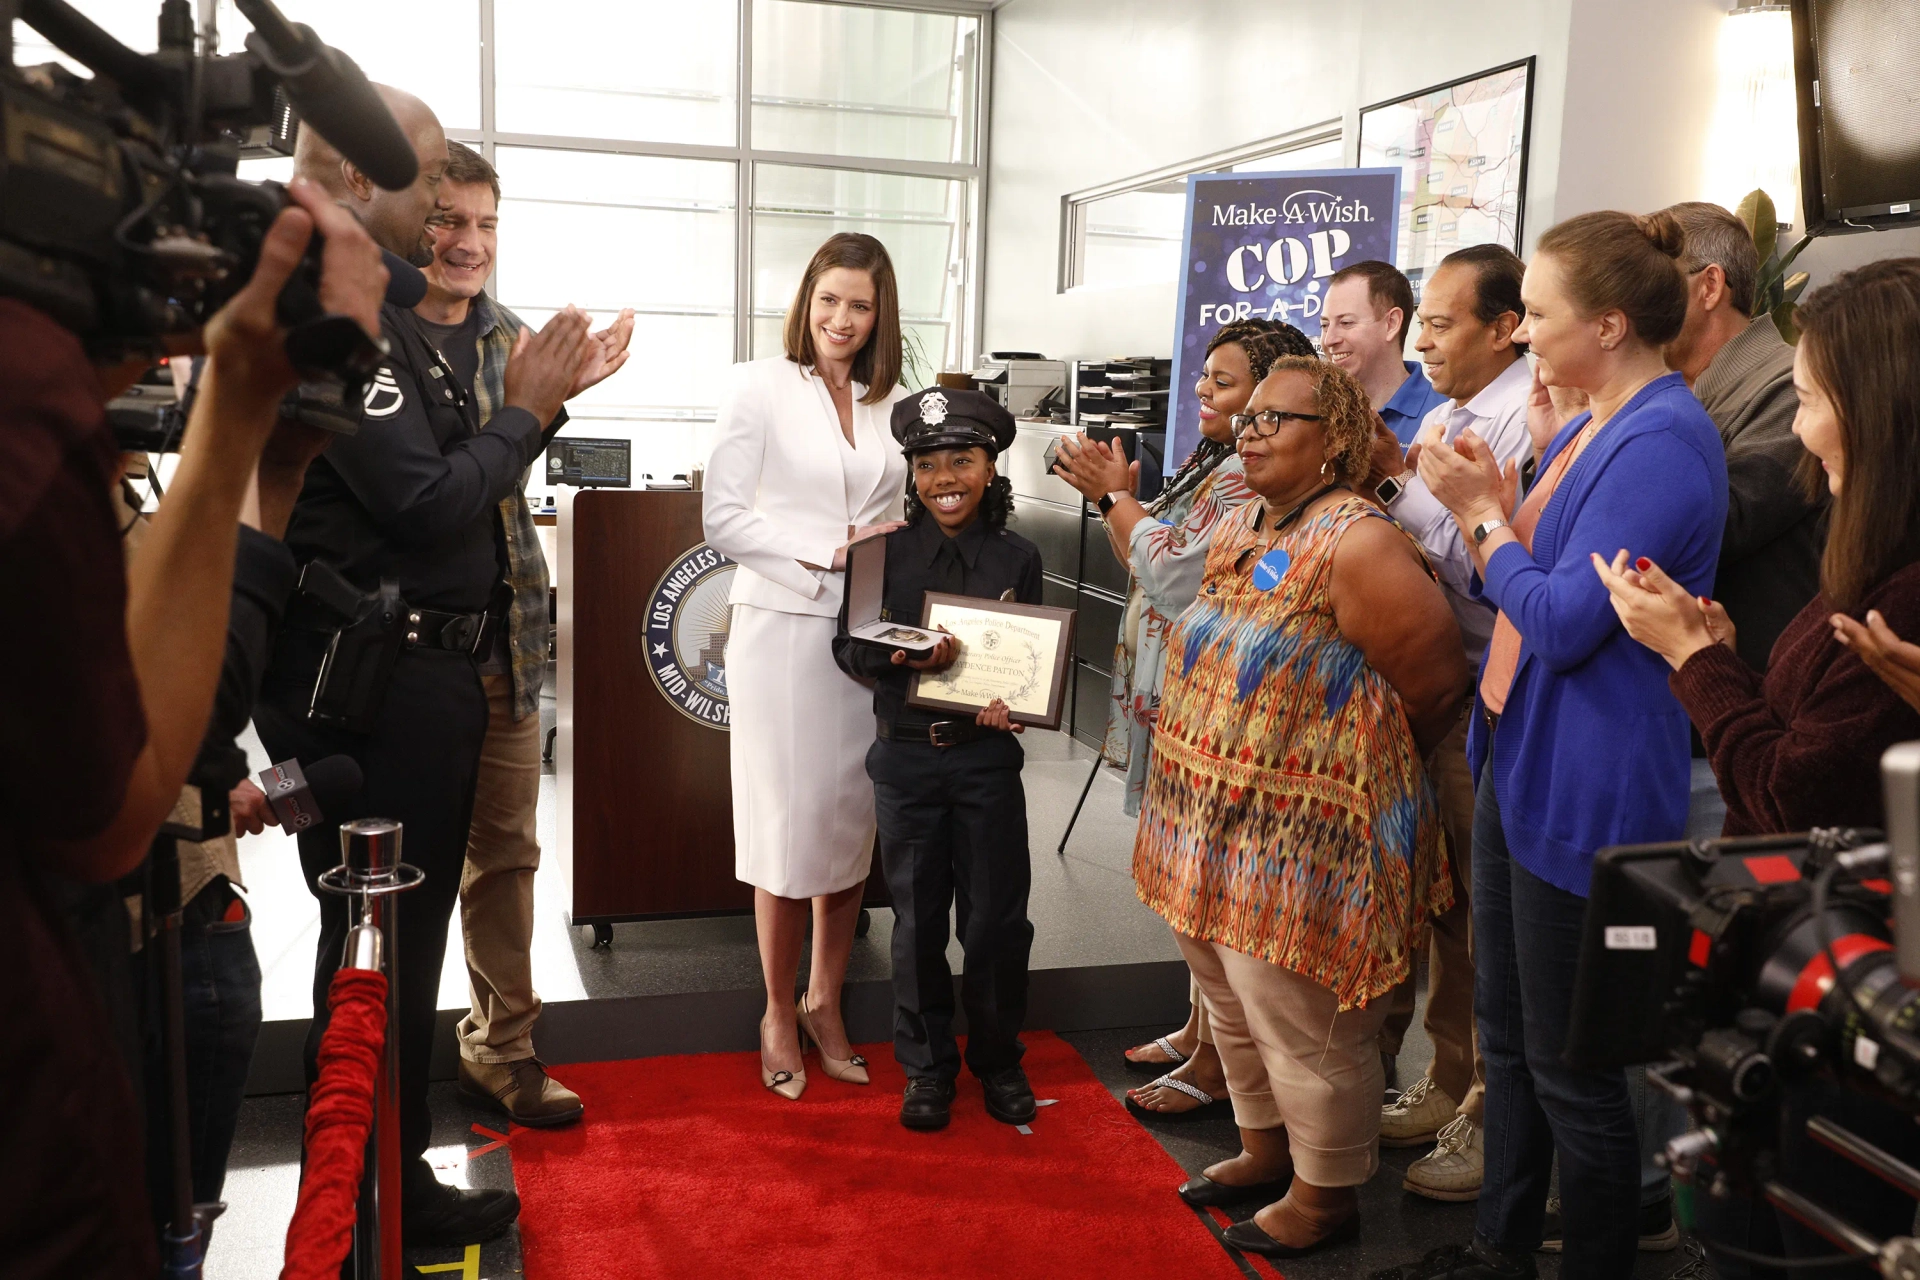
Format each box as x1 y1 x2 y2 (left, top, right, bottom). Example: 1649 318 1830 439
831 386 1045 1131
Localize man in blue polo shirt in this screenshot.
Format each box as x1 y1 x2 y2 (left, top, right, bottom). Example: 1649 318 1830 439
1322 259 1448 442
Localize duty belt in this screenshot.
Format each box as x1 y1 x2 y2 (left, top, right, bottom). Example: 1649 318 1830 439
877 718 992 748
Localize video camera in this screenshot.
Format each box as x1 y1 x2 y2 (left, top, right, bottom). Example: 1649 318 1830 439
0 0 419 419
1570 743 1920 1271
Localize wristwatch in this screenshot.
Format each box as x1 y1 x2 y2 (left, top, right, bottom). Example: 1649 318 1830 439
1374 475 1405 506
1097 493 1121 516
1470 518 1510 546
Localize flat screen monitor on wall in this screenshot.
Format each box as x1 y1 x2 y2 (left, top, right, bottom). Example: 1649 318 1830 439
1793 0 1920 233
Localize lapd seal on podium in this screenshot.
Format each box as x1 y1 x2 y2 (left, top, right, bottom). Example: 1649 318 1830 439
644 542 737 729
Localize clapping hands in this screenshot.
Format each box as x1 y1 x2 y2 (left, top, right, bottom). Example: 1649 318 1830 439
1590 550 1732 671
566 307 637 399
1832 610 1920 716
1414 423 1517 529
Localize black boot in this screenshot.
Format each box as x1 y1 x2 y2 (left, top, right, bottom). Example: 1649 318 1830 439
900 1076 956 1131
979 1066 1036 1125
402 1173 520 1248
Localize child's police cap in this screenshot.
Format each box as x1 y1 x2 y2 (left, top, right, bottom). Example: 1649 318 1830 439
890 387 1017 458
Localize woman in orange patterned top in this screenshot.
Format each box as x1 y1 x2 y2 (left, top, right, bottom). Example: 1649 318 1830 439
1134 356 1469 1259
1054 319 1316 1115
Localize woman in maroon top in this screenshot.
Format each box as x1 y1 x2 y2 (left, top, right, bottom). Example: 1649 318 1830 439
1593 257 1920 835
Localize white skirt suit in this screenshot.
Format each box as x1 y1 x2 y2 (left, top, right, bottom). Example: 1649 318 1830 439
702 356 908 899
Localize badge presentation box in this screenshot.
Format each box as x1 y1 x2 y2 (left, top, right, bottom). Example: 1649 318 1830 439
842 534 944 656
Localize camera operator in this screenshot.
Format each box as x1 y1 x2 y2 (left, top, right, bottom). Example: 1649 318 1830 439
0 181 386 1278
252 87 610 1245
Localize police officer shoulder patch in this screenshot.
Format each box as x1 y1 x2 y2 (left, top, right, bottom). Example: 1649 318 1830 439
644 542 737 729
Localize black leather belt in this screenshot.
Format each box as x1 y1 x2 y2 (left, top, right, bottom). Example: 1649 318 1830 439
877 718 990 748
1481 703 1500 735
404 607 500 655
284 592 500 658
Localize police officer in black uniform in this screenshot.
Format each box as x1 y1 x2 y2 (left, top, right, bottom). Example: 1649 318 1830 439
832 387 1045 1132
252 112 597 1242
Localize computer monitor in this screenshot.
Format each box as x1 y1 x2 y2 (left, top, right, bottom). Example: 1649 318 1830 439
545 437 632 489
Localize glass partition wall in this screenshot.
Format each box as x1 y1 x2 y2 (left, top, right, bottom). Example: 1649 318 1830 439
18 0 993 480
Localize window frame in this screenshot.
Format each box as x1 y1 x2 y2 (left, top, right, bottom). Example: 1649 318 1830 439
453 0 992 373
1057 119 1344 294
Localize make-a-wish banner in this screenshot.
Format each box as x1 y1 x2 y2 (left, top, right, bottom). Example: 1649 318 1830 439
1166 168 1401 463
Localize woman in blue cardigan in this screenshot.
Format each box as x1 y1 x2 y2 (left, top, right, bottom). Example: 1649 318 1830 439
1377 210 1728 1280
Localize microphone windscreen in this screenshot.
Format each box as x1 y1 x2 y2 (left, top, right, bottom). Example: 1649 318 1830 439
382 251 428 308
249 30 420 192
304 754 365 817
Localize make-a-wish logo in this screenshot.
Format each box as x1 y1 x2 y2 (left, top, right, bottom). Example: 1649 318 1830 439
1277 189 1377 225
644 543 736 729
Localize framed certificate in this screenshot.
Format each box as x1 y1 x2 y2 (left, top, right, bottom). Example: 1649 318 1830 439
906 593 1077 730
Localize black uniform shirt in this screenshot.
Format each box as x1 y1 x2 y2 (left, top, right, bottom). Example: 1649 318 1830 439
281 301 546 615
833 511 1045 729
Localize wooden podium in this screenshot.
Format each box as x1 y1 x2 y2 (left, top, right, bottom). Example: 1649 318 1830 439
556 488 887 944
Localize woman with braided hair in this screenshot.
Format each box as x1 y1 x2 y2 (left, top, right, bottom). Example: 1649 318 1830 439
1050 318 1315 1115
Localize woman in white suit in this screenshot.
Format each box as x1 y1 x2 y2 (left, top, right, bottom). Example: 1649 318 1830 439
703 233 910 1100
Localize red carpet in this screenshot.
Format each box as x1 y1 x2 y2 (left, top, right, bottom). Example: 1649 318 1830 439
510 1031 1248 1279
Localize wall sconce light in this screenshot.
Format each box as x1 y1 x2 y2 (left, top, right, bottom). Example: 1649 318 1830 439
1704 0 1799 227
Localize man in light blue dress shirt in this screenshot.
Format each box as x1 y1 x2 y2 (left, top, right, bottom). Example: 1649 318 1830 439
1363 245 1535 1205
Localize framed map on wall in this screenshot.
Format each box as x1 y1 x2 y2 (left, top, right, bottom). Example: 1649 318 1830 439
1358 58 1534 300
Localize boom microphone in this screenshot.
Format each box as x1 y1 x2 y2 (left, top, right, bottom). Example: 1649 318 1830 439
258 754 364 832
381 251 428 308
234 0 420 192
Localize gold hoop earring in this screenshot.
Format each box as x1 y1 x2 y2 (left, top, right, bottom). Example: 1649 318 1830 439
1320 459 1339 485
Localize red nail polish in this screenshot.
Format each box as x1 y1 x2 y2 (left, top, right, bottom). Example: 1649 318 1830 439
1635 557 1652 572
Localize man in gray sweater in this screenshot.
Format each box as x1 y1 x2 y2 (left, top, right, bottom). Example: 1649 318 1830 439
1663 201 1827 673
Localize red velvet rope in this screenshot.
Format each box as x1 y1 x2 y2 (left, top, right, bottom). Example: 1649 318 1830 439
280 967 388 1280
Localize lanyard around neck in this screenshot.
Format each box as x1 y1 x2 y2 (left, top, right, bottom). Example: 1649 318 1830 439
1257 483 1343 537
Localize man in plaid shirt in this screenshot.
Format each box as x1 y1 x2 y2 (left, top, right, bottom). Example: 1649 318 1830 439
417 142 634 1125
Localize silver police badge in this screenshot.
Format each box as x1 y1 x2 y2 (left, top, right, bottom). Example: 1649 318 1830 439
643 542 736 729
919 391 950 426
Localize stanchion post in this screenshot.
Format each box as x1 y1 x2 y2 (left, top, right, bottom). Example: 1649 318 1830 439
319 818 423 1280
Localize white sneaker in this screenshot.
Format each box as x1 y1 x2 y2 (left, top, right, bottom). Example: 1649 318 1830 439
1403 1114 1483 1202
1380 1075 1459 1147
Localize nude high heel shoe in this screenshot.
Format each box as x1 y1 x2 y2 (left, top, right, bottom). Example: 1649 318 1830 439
761 1060 807 1101
796 997 870 1086
760 1023 806 1101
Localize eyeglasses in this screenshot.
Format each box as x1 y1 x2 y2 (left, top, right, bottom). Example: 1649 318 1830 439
1229 410 1323 440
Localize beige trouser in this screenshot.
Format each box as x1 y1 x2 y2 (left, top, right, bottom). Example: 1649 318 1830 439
1192 976 1213 1045
457 672 544 1064
1175 933 1391 1187
1379 715 1485 1124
